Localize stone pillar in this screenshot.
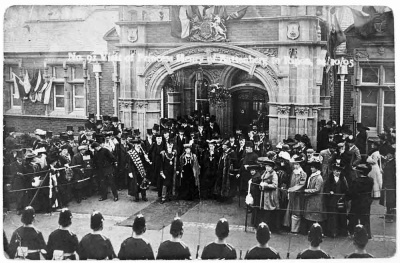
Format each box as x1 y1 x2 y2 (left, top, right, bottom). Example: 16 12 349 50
294 107 310 135
276 105 291 143
119 99 134 128
134 100 148 138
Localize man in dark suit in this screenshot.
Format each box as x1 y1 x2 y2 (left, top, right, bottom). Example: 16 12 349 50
71 145 92 203
175 128 187 158
355 122 369 155
91 142 118 201
85 113 97 131
116 133 130 190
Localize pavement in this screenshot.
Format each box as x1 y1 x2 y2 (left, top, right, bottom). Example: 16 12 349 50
2 189 397 259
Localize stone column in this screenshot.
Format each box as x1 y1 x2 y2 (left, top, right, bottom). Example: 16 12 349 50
276 105 291 142
134 100 148 139
294 107 310 135
119 99 134 128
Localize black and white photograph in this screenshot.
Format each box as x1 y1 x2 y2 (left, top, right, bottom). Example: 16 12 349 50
1 0 398 260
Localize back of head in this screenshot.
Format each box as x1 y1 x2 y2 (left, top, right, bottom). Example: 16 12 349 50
256 222 271 245
215 218 229 240
21 206 35 225
132 214 146 235
353 224 369 249
170 217 183 238
90 211 104 231
58 208 72 227
308 223 323 247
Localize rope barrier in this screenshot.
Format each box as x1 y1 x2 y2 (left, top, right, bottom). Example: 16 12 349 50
5 167 95 193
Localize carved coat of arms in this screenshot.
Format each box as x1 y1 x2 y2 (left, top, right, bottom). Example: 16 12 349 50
128 28 138 42
287 22 300 40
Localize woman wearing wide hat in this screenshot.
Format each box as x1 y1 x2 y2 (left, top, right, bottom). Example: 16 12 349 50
302 160 326 233
324 164 349 237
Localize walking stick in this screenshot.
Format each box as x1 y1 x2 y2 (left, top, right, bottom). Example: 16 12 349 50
286 233 292 259
195 227 201 259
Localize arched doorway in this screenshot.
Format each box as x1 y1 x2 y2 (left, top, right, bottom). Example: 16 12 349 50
232 86 269 134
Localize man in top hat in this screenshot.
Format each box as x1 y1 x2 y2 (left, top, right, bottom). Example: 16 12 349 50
152 123 160 136
118 214 155 260
205 116 220 140
238 141 259 195
201 218 237 259
32 129 46 150
95 120 103 134
235 135 246 163
317 120 333 152
149 133 165 194
46 208 79 260
156 217 191 260
127 139 151 202
379 145 396 223
175 127 187 158
302 159 326 233
245 222 281 259
346 224 374 258
66 126 74 137
77 211 116 260
355 122 369 154
110 116 121 137
115 133 130 191
85 113 96 131
347 164 374 239
91 142 119 202
296 223 331 259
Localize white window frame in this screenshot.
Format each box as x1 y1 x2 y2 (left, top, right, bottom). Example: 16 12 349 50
359 87 379 131
72 83 85 111
360 67 380 85
54 83 65 110
383 66 395 85
382 89 396 129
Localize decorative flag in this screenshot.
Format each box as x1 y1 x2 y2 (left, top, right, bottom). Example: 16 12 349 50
179 6 190 39
226 6 248 20
12 73 25 99
170 6 183 38
327 12 346 59
29 70 38 102
34 70 43 92
23 70 31 97
43 78 53 104
36 80 49 102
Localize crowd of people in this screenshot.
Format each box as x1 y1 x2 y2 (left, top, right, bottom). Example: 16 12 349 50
2 112 396 258
4 206 374 259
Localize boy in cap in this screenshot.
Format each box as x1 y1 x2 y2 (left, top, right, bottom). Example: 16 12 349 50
296 223 330 259
346 224 374 258
156 217 191 259
201 218 237 259
46 208 78 260
8 206 47 260
77 211 116 260
245 222 280 259
118 214 155 260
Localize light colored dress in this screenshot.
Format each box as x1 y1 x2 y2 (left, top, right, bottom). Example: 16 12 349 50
366 150 382 198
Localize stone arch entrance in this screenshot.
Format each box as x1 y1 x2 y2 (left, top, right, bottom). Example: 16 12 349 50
142 43 279 136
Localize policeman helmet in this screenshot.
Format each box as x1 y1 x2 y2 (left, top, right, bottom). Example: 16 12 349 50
21 206 35 225
308 223 323 247
90 211 104 230
256 222 271 245
58 208 73 227
215 218 229 240
353 224 369 248
132 214 146 234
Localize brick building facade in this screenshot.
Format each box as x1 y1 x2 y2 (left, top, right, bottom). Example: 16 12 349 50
6 5 386 146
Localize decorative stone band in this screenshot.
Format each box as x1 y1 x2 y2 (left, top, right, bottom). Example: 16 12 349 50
294 107 310 116
276 106 291 115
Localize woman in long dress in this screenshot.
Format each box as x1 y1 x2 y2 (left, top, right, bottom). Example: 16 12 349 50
366 140 382 199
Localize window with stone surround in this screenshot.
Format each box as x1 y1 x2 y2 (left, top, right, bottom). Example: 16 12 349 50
4 66 22 110
358 64 395 134
54 84 65 109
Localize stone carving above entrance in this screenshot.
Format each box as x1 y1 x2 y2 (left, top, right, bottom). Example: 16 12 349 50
249 47 278 57
135 100 149 110
207 68 224 83
294 107 309 116
118 99 134 109
277 106 291 115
